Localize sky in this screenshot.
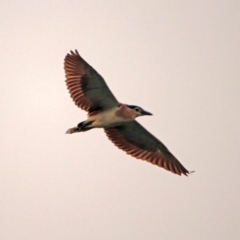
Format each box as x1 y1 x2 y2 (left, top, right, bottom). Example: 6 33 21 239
0 1 240 239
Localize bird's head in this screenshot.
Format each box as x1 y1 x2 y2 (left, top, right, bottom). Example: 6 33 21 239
127 105 152 117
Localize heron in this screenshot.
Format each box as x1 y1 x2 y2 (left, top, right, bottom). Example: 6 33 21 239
64 50 192 176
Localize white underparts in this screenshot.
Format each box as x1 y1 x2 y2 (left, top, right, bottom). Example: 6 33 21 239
87 106 136 128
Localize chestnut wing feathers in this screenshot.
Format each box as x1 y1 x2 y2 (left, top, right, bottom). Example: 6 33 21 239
64 50 119 112
104 121 190 175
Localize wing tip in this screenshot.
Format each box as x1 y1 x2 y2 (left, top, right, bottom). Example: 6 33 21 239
65 49 80 59
69 49 79 55
181 170 195 177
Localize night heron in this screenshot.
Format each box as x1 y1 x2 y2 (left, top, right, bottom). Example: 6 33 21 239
64 50 192 176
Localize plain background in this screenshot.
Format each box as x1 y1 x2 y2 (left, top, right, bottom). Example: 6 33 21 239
1 1 240 240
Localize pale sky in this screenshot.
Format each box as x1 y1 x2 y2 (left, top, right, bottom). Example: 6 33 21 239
0 1 240 240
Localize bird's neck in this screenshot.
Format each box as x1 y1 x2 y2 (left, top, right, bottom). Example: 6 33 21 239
115 104 137 120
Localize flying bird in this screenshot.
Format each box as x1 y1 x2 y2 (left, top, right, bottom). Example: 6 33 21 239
64 50 192 176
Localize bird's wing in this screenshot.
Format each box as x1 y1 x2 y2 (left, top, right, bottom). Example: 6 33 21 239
64 50 119 113
104 121 190 176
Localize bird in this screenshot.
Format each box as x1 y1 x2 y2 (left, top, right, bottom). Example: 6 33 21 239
64 50 192 176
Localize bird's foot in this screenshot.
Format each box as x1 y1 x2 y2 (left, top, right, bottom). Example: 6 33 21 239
66 127 81 134
66 121 94 134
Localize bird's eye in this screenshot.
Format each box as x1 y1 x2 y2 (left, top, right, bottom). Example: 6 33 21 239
135 108 140 112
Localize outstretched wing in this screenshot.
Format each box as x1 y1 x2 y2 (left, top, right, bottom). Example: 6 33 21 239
64 50 119 113
105 121 191 176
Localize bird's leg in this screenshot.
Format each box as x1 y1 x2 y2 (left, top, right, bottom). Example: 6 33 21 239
77 121 94 131
66 121 94 134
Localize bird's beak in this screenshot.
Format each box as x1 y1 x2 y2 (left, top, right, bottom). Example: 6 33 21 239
142 110 153 116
